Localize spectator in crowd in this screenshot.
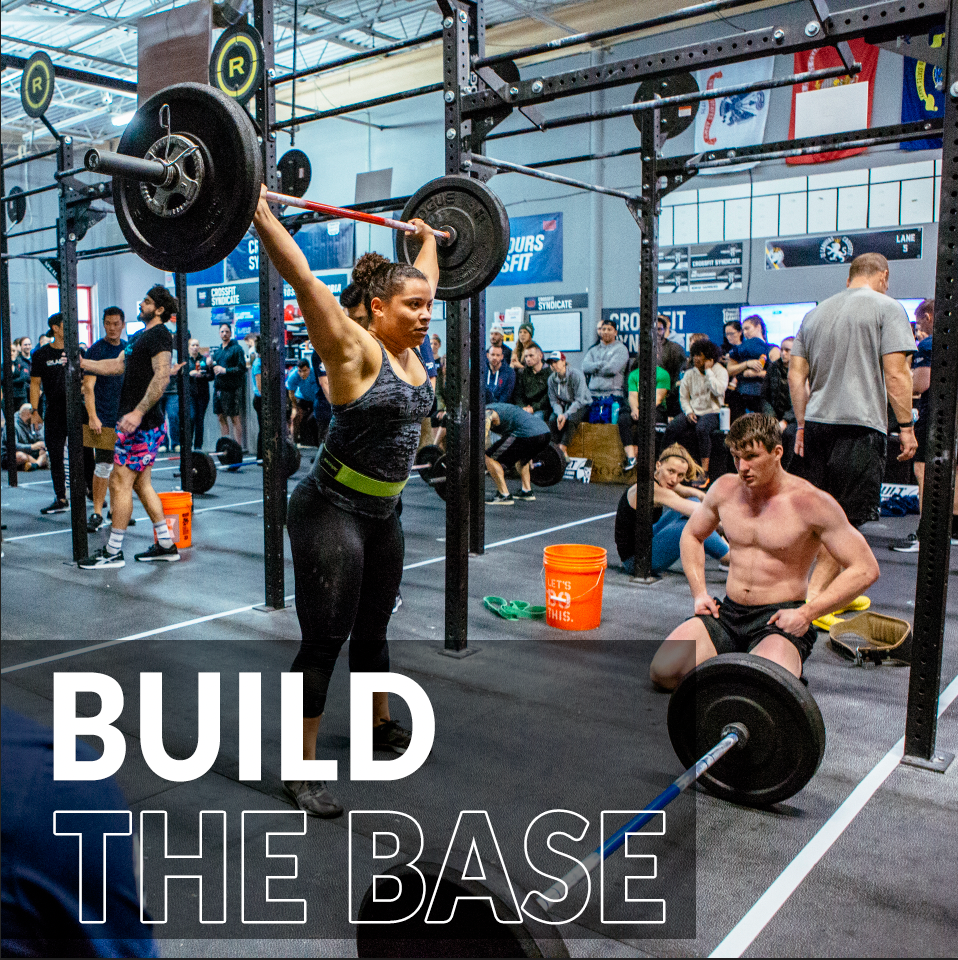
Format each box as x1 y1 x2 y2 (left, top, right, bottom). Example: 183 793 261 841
10 337 32 408
513 341 551 420
309 348 332 445
210 322 247 448
582 317 629 421
186 338 213 449
29 314 76 515
287 359 322 445
726 314 771 423
614 442 729 576
546 351 591 457
243 331 258 366
743 313 781 362
1 707 160 959
484 402 552 504
485 343 515 404
663 339 729 477
890 299 958 552
81 306 127 532
431 334 445 410
489 322 512 364
656 314 688 392
721 319 744 355
14 403 47 470
251 337 263 460
620 359 670 473
789 252 916 619
764 334 799 470
509 321 535 371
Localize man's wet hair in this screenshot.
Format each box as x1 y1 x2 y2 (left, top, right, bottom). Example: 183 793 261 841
725 413 783 453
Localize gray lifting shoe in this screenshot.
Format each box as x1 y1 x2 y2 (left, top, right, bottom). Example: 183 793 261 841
284 779 344 818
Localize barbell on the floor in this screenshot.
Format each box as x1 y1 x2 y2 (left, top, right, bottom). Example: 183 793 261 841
355 654 826 956
412 442 567 500
82 83 510 300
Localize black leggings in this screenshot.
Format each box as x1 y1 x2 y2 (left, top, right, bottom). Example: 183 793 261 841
44 413 68 501
287 478 404 717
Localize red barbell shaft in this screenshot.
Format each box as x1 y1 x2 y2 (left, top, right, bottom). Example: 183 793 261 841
264 190 450 241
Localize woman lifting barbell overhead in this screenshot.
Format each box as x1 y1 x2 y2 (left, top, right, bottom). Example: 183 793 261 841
253 186 438 818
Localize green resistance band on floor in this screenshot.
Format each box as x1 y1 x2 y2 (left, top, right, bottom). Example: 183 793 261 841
483 596 547 620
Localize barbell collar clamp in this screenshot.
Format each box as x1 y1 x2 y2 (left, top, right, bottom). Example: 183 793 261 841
84 148 178 189
721 721 749 749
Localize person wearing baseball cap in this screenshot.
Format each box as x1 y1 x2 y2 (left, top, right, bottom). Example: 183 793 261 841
488 322 511 364
545 352 591 457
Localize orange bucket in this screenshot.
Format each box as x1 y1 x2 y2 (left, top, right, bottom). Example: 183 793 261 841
543 544 608 630
154 490 192 549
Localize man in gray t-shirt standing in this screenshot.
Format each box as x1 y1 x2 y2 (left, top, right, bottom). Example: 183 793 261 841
788 252 916 617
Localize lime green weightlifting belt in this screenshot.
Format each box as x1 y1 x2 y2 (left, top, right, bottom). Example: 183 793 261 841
318 445 408 497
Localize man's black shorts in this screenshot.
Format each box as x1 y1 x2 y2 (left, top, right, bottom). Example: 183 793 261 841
802 421 885 527
695 596 817 663
487 433 550 470
213 385 243 418
94 446 113 465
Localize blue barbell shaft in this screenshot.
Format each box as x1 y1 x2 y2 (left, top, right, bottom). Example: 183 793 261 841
538 726 744 910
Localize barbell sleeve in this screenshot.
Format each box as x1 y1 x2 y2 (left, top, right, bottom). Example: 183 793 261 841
84 149 174 187
537 725 745 911
263 190 452 242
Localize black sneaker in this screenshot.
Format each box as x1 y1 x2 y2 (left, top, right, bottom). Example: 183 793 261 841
514 488 536 502
40 499 69 515
890 533 920 553
284 780 344 818
78 546 125 569
107 511 135 526
485 491 514 505
373 719 411 755
87 512 104 533
134 542 180 562
621 456 637 472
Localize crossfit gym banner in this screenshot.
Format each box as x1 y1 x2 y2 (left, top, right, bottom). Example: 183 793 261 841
765 227 922 269
900 53 946 151
603 304 741 351
491 212 563 286
786 39 879 165
659 242 744 293
693 58 775 174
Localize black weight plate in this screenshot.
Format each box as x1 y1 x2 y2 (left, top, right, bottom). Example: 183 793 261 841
6 186 27 225
191 451 217 494
21 52 55 119
530 443 565 487
414 443 442 470
356 851 568 958
426 455 447 501
668 653 826 807
282 437 301 479
396 176 510 301
215 436 243 465
278 149 312 199
209 23 264 105
113 83 262 273
632 73 699 139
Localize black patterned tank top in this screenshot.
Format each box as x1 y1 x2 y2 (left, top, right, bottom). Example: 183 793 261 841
311 342 434 518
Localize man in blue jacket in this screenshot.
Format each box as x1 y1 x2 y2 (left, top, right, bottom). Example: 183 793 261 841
484 343 515 404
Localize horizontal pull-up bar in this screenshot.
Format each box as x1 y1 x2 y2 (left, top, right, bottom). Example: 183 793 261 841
473 0 763 69
488 63 857 140
1 147 59 171
272 82 442 131
0 181 60 205
464 153 642 203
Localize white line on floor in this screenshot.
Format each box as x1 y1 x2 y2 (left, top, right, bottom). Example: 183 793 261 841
9 456 260 488
3 499 268 541
710 672 958 958
1 509 615 672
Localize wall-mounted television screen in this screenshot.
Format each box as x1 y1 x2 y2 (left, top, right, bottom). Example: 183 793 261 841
740 302 817 345
897 298 925 319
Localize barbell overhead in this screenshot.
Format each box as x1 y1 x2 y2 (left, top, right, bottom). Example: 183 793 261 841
82 82 510 299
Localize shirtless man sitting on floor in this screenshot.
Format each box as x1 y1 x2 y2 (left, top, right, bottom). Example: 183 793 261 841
650 413 880 688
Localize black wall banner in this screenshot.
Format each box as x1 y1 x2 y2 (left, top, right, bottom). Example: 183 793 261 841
765 228 923 269
524 293 589 311
659 242 744 293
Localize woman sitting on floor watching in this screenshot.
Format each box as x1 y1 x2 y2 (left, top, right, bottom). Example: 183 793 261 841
615 443 729 576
